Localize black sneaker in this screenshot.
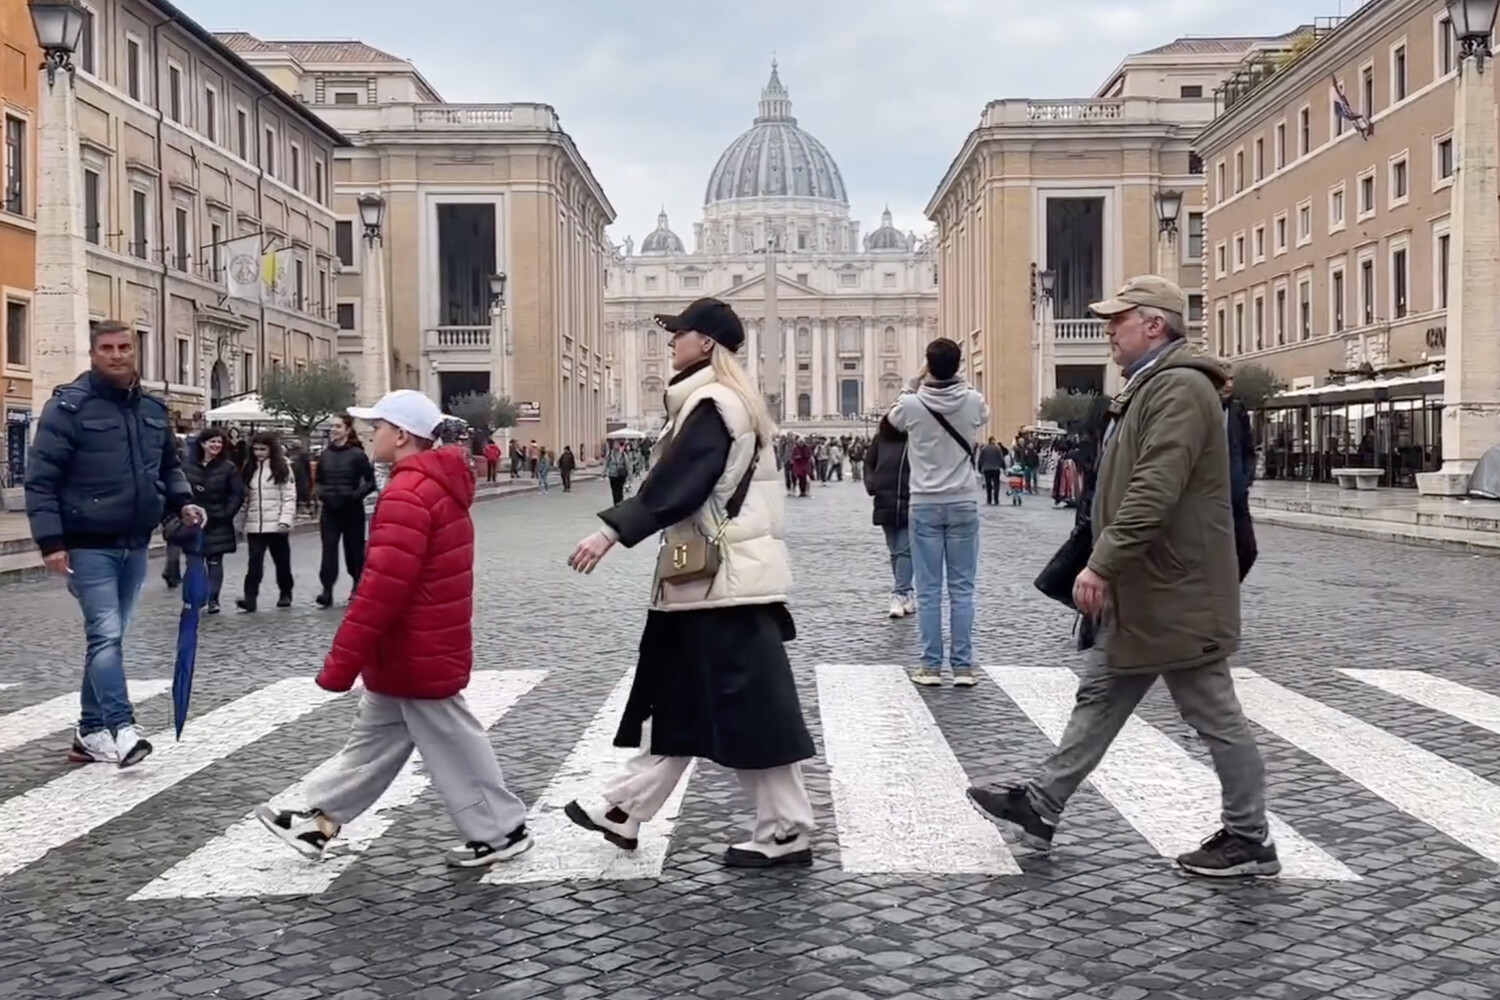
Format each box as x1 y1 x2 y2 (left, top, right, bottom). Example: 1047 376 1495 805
1175 828 1281 878
314 591 333 609
967 785 1056 850
234 598 255 613
444 825 534 868
205 601 220 615
276 593 293 608
255 805 336 859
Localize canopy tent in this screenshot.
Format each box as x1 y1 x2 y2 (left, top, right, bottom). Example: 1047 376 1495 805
203 394 286 424
1469 444 1500 500
606 428 648 440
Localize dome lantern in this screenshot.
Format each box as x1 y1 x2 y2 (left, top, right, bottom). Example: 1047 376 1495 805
640 208 685 255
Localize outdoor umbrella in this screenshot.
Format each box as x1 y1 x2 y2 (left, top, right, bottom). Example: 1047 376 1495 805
173 525 209 740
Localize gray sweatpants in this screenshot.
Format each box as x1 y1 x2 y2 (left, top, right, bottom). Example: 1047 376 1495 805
1026 648 1269 842
309 690 529 846
607 753 816 842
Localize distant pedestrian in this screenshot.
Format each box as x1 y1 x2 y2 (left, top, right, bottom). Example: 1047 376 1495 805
180 427 245 615
863 416 914 619
314 414 375 608
237 432 298 612
537 449 553 492
606 441 630 504
255 390 533 868
483 439 501 483
558 446 576 492
978 437 1008 505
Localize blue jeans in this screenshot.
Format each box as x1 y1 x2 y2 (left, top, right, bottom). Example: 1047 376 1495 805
882 524 913 599
909 502 980 671
67 547 149 735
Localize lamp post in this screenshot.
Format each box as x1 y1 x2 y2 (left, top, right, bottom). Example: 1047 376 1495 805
488 272 510 443
1034 266 1057 410
355 192 390 402
1154 188 1183 289
1418 0 1500 495
28 0 91 433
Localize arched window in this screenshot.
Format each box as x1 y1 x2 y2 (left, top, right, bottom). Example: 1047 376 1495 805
642 377 664 412
880 374 902 408
883 325 897 353
797 393 812 419
797 326 811 355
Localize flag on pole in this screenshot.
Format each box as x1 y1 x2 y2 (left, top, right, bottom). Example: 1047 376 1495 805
224 236 263 302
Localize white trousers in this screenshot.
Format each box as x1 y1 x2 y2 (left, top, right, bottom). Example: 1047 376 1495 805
604 753 816 842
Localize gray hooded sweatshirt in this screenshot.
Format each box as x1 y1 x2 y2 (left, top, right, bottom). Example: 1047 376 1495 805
888 378 990 505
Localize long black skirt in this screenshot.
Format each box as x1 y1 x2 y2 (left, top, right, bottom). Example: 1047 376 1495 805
613 603 816 771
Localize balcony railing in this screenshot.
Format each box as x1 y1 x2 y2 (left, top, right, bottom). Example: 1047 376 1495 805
326 103 561 134
1054 319 1108 342
425 326 491 350
981 96 1216 128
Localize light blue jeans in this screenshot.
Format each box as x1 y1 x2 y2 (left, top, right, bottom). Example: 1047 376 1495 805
68 547 149 735
909 501 980 671
882 524 913 599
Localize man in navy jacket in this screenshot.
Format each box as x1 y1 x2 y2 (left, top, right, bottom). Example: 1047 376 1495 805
25 321 202 768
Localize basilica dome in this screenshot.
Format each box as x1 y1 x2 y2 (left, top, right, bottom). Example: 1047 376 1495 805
640 209 685 254
864 207 908 252
704 63 848 207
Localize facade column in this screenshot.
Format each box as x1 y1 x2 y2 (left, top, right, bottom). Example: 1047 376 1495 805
862 318 877 416
745 318 759 384
782 321 795 420
30 63 91 425
1419 37 1500 494
360 234 390 404
810 319 826 418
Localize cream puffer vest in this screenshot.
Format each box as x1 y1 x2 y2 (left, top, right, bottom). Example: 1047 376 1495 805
653 364 792 612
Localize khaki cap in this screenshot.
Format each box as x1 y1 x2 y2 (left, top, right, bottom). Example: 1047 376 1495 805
1089 274 1189 319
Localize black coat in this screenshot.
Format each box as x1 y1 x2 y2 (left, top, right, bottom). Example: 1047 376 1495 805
863 432 910 529
600 366 815 771
316 442 375 510
1225 398 1255 515
187 456 245 556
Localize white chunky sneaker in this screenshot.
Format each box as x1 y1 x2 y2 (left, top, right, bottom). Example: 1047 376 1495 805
724 832 813 868
68 728 117 764
563 799 641 850
888 596 906 619
113 725 152 768
901 595 917 616
255 805 338 859
444 825 533 868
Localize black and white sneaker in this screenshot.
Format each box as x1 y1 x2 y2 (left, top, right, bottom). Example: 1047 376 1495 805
444 825 533 868
1176 828 1281 878
563 799 640 850
255 805 336 859
113 725 152 769
967 785 1056 850
723 832 813 868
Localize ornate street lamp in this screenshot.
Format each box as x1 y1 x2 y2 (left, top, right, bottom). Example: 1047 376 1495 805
356 192 385 245
489 272 506 306
1038 268 1056 300
29 0 88 87
1446 0 1500 66
1155 188 1183 236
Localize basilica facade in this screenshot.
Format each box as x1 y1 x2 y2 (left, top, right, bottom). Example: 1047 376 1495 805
604 64 938 429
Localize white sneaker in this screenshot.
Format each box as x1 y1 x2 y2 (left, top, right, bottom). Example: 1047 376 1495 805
901 595 917 616
563 799 640 850
724 832 813 868
255 804 337 859
113 725 153 769
888 596 906 619
68 728 117 764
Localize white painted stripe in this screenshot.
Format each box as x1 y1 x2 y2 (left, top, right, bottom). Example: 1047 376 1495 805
1341 669 1500 737
1235 669 1500 867
0 683 19 691
0 678 341 881
817 665 1019 875
988 666 1356 880
131 670 545 900
484 670 696 884
0 679 173 756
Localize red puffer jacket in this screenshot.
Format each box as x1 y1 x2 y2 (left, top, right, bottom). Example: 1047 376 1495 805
317 445 476 698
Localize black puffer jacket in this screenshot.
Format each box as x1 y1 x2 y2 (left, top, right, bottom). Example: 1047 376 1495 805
186 456 245 556
862 422 911 530
316 442 375 510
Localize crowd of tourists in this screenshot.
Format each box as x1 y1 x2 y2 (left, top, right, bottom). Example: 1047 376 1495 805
26 273 1270 878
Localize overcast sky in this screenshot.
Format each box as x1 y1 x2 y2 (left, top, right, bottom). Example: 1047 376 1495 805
204 0 1364 247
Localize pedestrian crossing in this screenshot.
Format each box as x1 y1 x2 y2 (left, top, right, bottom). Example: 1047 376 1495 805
2 664 1500 899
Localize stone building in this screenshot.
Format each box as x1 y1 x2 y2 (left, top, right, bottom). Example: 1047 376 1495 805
220 34 616 456
925 34 1297 440
604 64 938 430
0 0 40 488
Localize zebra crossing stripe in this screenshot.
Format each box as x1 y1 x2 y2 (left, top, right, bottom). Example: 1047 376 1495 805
484 670 696 884
1340 669 1500 737
0 679 173 756
987 666 1358 880
0 678 342 881
817 665 1019 875
1234 669 1500 867
130 670 546 900
0 683 19 691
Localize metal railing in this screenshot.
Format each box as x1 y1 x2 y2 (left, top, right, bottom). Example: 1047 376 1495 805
1053 319 1108 341
424 326 492 350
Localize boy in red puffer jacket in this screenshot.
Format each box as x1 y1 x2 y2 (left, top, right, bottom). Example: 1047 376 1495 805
254 390 532 868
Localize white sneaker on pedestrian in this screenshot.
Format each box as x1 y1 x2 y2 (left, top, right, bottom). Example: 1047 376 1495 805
911 667 943 687
901 596 917 616
255 804 338 859
723 832 813 868
888 596 906 619
563 799 641 850
113 725 152 768
68 728 117 764
444 825 534 867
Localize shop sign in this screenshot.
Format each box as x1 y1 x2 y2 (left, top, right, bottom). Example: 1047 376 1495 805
516 401 542 422
1426 326 1446 349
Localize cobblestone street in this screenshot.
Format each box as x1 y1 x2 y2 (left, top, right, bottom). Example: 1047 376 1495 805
3 479 1500 1000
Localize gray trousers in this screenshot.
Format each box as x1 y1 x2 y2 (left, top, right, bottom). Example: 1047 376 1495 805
607 753 816 842
309 690 529 846
1026 650 1269 842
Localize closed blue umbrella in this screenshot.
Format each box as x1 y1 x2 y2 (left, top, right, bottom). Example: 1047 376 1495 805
173 526 209 740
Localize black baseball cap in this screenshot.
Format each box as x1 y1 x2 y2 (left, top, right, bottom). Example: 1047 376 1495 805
654 298 745 353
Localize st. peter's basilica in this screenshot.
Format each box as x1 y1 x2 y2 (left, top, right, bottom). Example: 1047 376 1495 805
604 63 939 430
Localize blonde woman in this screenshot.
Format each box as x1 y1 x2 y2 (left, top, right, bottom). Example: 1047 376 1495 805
566 297 816 868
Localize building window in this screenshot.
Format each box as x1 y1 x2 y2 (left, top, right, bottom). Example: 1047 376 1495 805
1389 153 1409 205
236 109 248 159
335 221 354 267
1252 224 1266 263
1392 43 1408 101
1253 137 1264 181
1215 161 1226 202
1437 231 1451 309
1360 64 1375 118
644 276 657 290
1188 152 1203 174
167 63 183 123
1274 213 1288 254
290 144 302 191
263 128 276 175
337 303 356 329
883 272 897 288
204 86 218 143
838 272 858 287
210 222 222 280
1391 245 1409 319
1180 84 1203 98
294 258 306 309
1274 122 1286 169
1234 301 1245 354
1299 275 1313 340
1215 304 1227 356
1233 232 1246 270
131 189 149 259
1298 106 1311 156
1436 135 1455 183
176 338 191 385
730 273 742 286
1253 295 1265 351
332 92 360 105
1358 170 1376 218
314 162 325 203
681 274 702 290
796 272 809 285
1333 83 1347 138
1215 241 1227 278
1439 15 1456 76
1297 201 1312 245
1234 150 1244 192
5 299 28 369
1359 256 1376 326
1329 185 1346 232
83 169 100 244
1186 212 1204 259
126 36 142 100
1275 286 1287 345
1331 266 1346 332
173 206 189 271
1188 293 1204 324
3 116 24 215
242 351 255 392
77 5 95 74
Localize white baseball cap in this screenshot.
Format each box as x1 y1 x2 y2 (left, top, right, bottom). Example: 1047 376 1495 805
347 389 443 440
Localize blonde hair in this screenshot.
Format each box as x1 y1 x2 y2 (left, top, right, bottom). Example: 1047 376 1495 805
709 345 777 443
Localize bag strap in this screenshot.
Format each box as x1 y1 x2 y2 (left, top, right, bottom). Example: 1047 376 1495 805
723 436 761 519
919 401 976 468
